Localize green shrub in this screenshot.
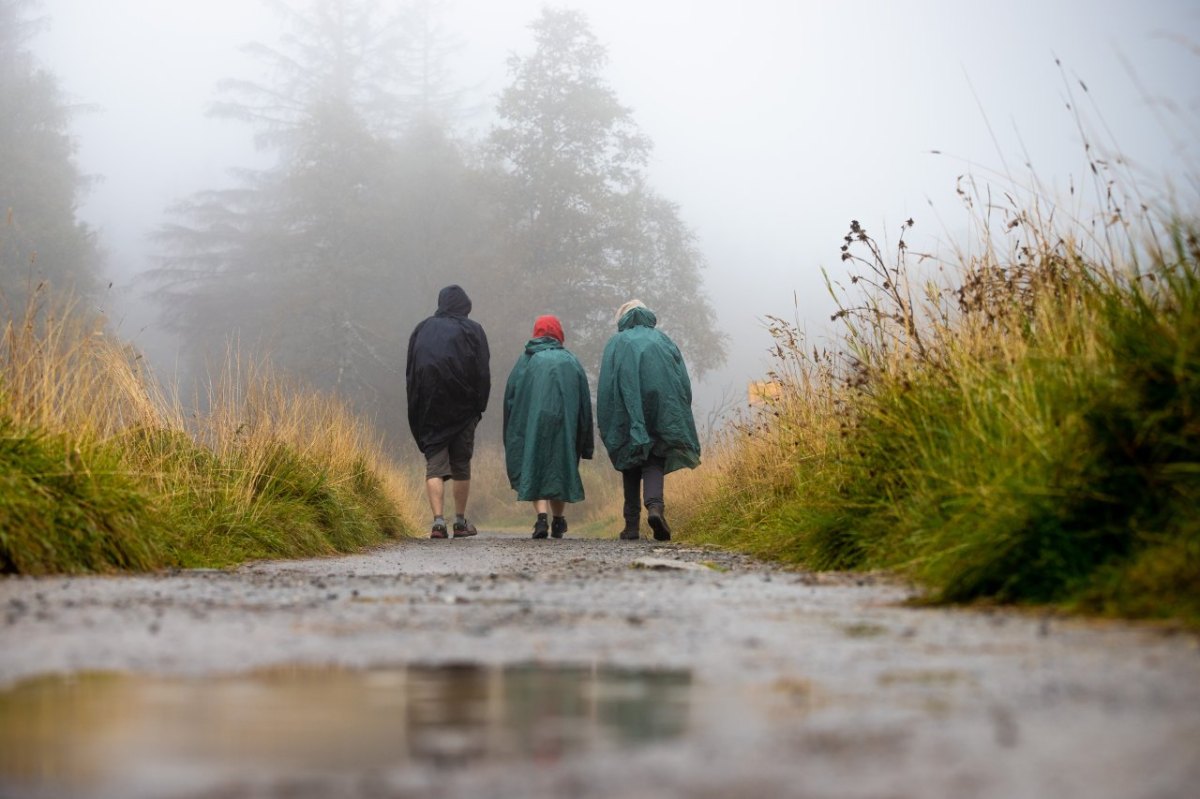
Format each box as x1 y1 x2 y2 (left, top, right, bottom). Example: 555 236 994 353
680 221 1200 625
0 415 162 574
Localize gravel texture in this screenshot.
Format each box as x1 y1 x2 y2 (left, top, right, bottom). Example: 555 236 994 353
1 532 1198 798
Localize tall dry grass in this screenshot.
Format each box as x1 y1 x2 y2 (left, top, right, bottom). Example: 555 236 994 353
0 286 418 574
675 172 1200 623
1 289 169 436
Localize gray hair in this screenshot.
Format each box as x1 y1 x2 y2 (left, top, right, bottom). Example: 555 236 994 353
615 299 646 323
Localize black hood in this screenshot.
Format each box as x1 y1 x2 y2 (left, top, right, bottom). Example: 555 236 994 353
436 285 472 318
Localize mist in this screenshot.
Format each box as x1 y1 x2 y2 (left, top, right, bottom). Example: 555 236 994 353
22 0 1200 429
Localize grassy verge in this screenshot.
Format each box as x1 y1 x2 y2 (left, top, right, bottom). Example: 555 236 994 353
675 190 1200 626
0 289 418 575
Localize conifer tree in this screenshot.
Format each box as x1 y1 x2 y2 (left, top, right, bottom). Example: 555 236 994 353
485 8 724 375
153 0 482 437
0 0 101 311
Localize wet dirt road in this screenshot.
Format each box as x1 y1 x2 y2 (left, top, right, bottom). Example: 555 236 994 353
1 532 1198 799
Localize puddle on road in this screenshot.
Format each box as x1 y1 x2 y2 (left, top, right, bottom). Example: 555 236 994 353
0 663 691 797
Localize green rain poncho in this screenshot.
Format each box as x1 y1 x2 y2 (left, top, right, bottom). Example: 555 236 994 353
597 306 701 473
503 337 595 502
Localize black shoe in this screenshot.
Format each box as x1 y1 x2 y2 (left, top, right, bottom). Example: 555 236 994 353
430 522 448 539
647 506 671 541
453 519 477 538
550 516 567 539
618 528 640 540
532 518 549 539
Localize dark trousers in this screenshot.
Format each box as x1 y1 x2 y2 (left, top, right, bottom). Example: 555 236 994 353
622 455 665 527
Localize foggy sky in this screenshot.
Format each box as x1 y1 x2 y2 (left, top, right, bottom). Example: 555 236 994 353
31 0 1200 413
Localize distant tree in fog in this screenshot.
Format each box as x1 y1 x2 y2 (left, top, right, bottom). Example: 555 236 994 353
151 2 723 450
0 0 101 311
152 0 480 442
395 0 470 127
484 8 725 375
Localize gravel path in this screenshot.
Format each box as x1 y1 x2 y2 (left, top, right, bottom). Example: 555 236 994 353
1 532 1198 799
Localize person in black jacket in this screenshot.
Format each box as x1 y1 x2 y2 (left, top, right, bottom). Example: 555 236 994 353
406 285 491 539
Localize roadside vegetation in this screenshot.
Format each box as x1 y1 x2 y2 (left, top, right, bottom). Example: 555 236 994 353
0 287 417 575
676 167 1199 625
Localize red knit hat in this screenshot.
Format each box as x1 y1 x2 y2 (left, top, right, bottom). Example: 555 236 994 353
533 315 564 343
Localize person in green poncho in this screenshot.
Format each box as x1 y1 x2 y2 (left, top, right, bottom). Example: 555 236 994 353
503 315 595 539
597 300 701 541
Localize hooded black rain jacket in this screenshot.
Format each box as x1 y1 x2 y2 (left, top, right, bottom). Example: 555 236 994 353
406 285 491 454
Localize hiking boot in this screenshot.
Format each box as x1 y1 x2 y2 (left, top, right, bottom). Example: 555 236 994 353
647 506 671 541
618 527 640 540
531 518 550 539
430 522 448 539
550 516 568 539
453 519 478 538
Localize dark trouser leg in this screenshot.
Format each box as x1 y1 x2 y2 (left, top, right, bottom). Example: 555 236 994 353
641 456 666 511
622 467 642 529
642 456 670 540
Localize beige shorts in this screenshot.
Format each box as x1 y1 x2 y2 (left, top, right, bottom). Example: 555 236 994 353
424 418 478 480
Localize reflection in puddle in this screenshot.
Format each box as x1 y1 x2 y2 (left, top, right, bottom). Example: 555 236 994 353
0 663 690 797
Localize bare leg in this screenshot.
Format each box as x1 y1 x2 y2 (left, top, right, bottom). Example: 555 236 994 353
425 477 445 518
453 479 470 517
533 499 567 516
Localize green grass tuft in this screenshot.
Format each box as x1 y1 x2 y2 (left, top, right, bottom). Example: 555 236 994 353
0 414 162 573
676 212 1200 626
0 288 419 575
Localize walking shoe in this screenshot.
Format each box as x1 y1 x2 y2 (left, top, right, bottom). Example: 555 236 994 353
453 519 478 538
618 527 640 540
430 522 448 539
550 516 568 539
532 518 550 539
647 506 671 541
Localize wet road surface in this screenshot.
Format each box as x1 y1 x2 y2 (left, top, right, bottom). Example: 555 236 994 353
1 532 1198 798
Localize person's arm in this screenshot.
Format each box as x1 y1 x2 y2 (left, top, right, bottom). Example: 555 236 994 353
502 355 521 442
405 323 420 389
475 325 491 417
405 323 423 440
577 358 594 460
